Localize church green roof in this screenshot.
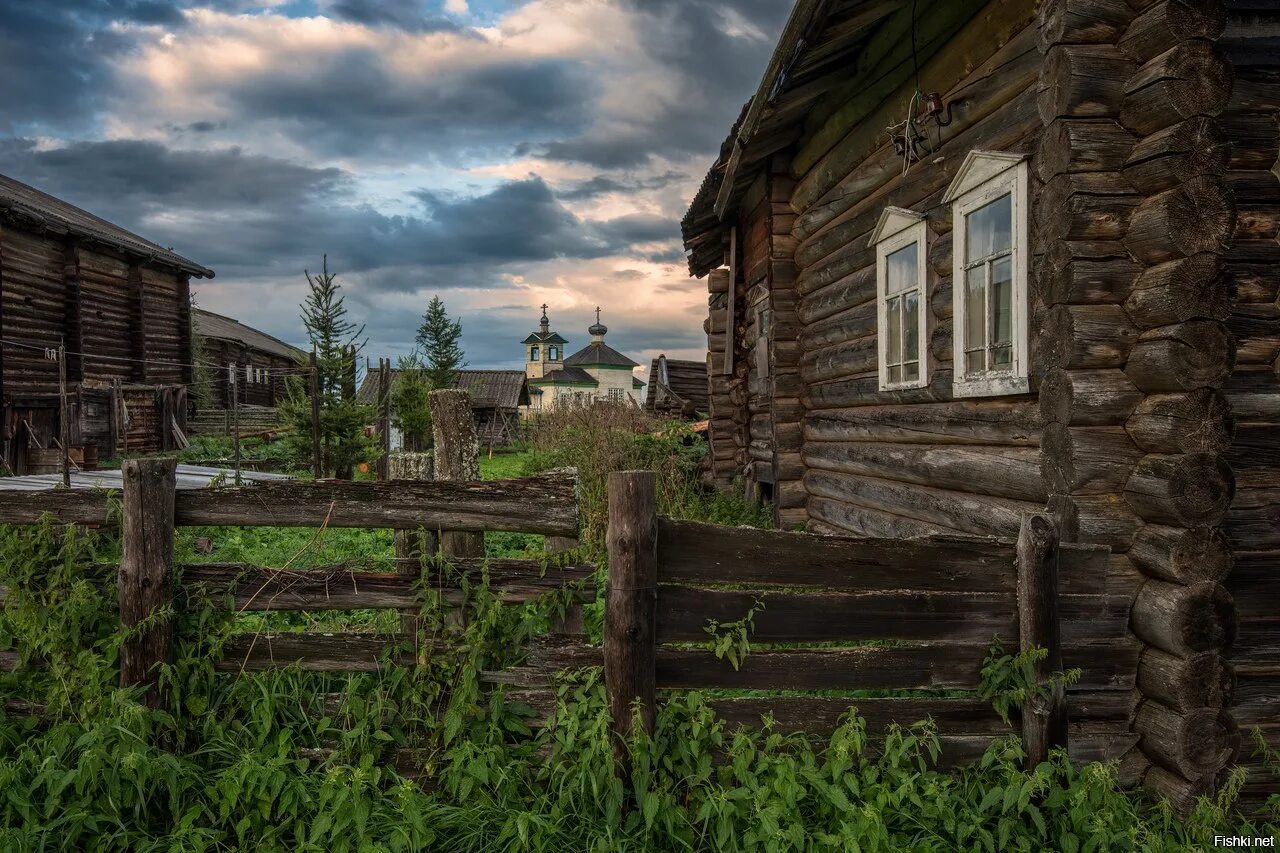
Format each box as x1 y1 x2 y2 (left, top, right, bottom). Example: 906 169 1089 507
522 331 567 345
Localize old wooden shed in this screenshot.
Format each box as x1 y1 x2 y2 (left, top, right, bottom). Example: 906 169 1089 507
644 354 710 420
0 174 214 470
683 0 1278 810
193 308 305 410
357 368 530 448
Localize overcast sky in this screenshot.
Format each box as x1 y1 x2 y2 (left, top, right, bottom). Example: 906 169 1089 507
0 0 789 375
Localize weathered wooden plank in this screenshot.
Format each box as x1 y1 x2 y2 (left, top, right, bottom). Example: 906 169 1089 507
0 474 579 535
657 518 1019 591
654 586 1129 646
489 636 1139 693
216 632 407 672
182 558 595 610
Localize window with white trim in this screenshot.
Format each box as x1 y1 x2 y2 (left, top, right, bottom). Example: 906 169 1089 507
946 151 1030 398
872 207 929 391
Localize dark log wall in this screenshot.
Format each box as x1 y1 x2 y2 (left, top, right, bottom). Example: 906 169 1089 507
205 338 294 409
1219 2 1280 812
769 160 804 528
0 222 195 463
703 268 737 490
789 1 1045 541
742 178 773 504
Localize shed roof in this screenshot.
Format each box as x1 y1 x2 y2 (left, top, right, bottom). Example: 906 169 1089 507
682 0 980 277
0 172 215 278
194 309 306 362
357 368 530 409
644 356 710 415
532 366 598 386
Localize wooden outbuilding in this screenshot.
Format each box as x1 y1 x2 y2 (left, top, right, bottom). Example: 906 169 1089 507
683 0 1278 810
643 355 710 419
0 173 214 471
357 368 530 448
193 308 305 410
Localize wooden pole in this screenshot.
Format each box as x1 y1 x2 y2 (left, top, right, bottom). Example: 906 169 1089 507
604 470 658 771
1016 512 1067 768
309 347 322 480
430 389 484 559
378 358 391 480
390 451 436 639
58 341 70 487
119 457 176 708
231 367 241 486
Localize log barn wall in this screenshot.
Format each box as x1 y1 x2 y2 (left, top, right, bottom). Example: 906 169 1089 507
685 0 1278 809
1 176 212 469
1219 0 1280 810
792 2 1043 542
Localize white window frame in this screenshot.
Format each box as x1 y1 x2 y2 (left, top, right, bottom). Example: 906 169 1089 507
871 206 930 392
946 150 1030 399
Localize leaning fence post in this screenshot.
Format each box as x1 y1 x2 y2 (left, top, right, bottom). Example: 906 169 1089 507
1017 512 1067 768
119 457 177 708
605 470 658 770
429 389 484 560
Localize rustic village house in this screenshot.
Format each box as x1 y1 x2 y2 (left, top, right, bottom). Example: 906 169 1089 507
643 354 710 420
683 0 1277 811
357 367 530 448
523 306 645 411
0 173 213 471
193 308 305 412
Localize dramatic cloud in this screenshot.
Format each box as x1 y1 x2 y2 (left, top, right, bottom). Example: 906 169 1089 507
0 0 788 369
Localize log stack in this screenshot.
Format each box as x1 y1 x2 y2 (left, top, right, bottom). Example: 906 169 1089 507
703 267 741 491
1037 0 1240 809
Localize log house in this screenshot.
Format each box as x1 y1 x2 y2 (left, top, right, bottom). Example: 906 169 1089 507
193 308 305 410
683 0 1278 810
1 174 214 470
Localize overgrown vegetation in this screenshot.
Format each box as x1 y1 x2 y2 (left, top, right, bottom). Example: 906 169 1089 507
1 413 1276 849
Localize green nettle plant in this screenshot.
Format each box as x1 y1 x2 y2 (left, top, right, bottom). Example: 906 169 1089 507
979 636 1084 726
703 599 764 672
0 513 1277 847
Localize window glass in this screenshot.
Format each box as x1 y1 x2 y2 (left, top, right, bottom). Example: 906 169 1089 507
965 193 1012 261
903 290 919 364
549 346 558 360
965 265 985 374
886 295 902 369
990 256 1013 367
531 346 539 361
886 243 917 294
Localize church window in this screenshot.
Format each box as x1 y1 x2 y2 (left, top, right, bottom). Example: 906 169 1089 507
530 345 540 361
549 346 559 360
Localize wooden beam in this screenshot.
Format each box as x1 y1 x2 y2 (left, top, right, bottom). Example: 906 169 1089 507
0 472 581 535
119 458 176 707
128 263 147 382
63 241 83 383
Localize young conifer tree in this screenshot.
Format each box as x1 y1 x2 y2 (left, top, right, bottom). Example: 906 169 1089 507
416 296 466 390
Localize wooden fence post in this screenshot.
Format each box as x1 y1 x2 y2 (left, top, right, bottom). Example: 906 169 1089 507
309 348 322 479
377 358 392 481
605 470 658 769
119 457 177 708
1017 512 1067 768
429 389 484 559
390 450 437 639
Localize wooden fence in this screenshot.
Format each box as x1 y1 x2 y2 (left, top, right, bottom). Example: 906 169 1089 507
2 462 1151 780
498 470 1144 772
0 459 589 711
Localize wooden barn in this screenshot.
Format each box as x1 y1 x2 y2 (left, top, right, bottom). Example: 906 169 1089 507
643 354 710 419
683 0 1278 810
193 308 305 410
0 174 214 471
357 368 530 448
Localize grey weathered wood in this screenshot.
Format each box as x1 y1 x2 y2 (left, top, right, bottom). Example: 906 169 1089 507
431 389 486 560
1122 117 1229 195
1120 41 1233 137
217 632 408 672
1041 424 1143 495
1132 579 1236 656
181 559 595 610
1134 699 1237 780
1118 0 1224 64
1123 320 1235 393
1039 0 1133 50
377 358 391 481
1038 44 1136 122
0 474 580 534
1137 648 1234 711
388 450 437 637
1123 253 1234 329
1124 452 1235 526
1129 523 1233 584
1123 176 1237 264
1040 369 1143 426
1016 513 1067 769
1125 389 1234 455
605 471 658 758
119 458 177 707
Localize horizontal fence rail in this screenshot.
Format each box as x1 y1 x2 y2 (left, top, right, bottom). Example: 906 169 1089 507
0 473 580 536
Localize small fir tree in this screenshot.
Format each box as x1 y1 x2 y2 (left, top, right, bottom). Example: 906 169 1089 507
416 296 465 390
282 256 374 478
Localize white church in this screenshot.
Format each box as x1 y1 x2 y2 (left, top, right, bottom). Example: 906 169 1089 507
523 306 644 411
